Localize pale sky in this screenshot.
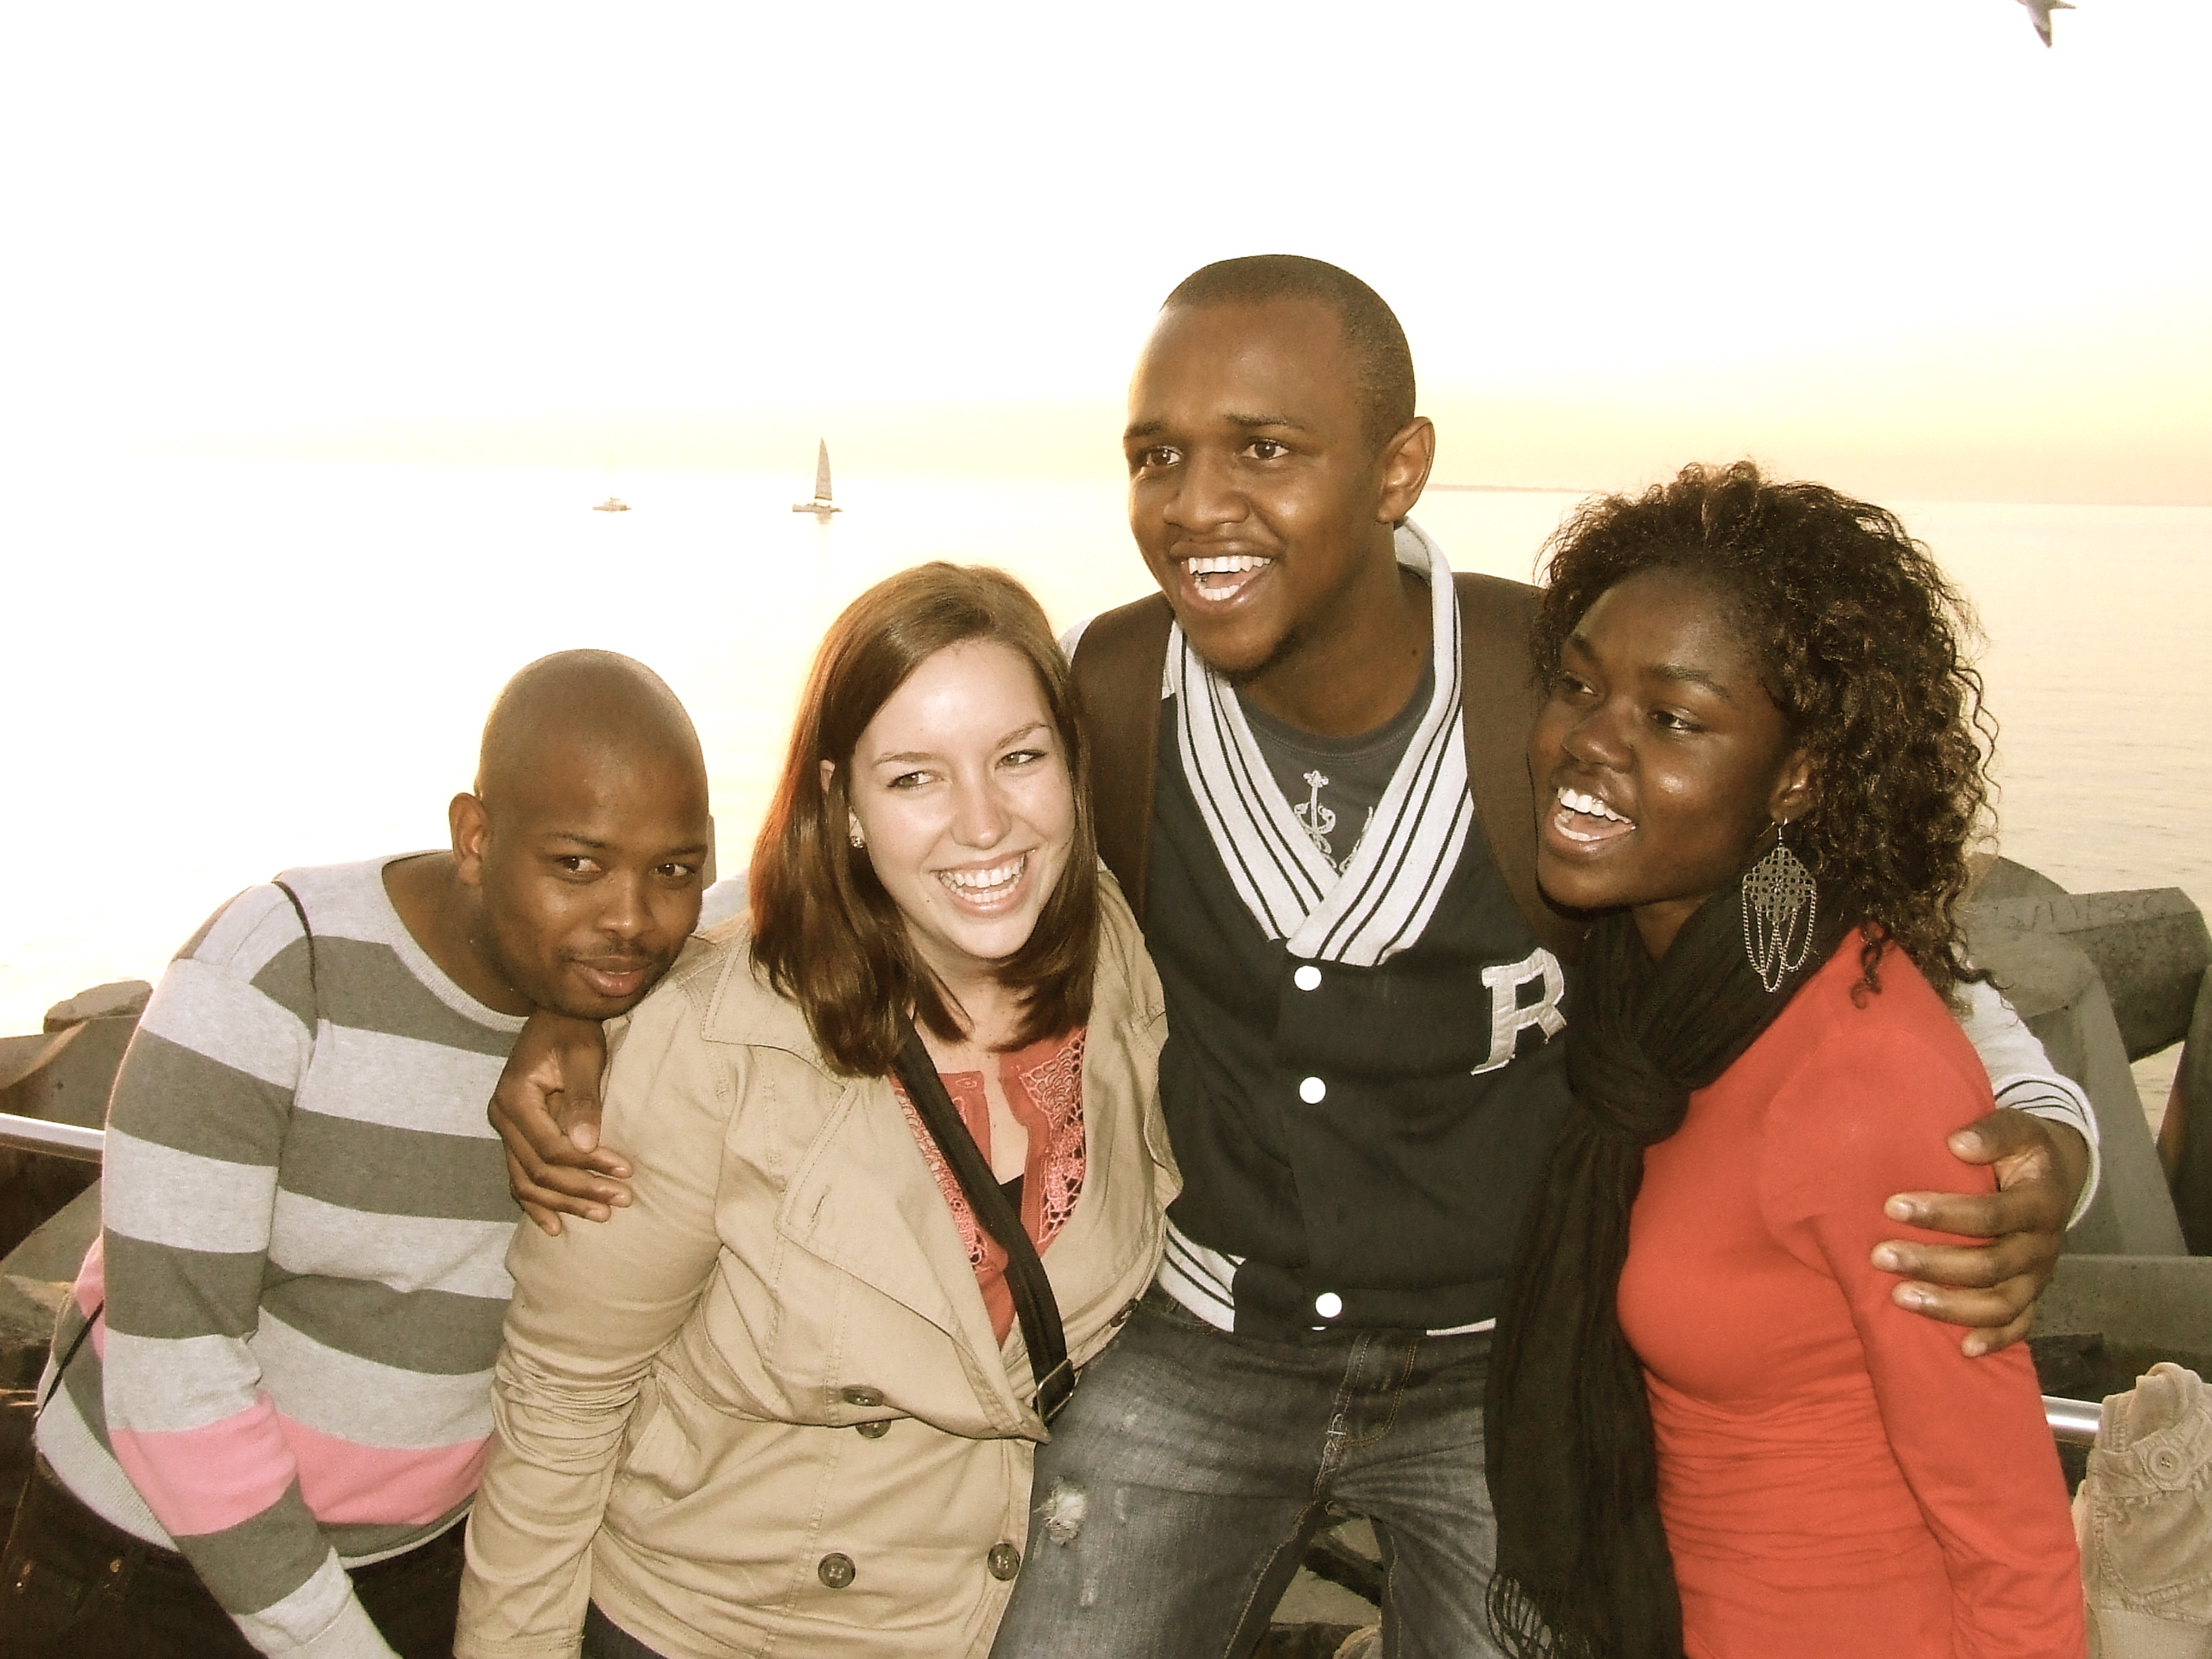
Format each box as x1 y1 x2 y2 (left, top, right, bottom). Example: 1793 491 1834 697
3 1 2206 503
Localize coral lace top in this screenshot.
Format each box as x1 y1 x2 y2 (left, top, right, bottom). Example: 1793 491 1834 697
892 1027 1087 1342
1616 940 2083 1659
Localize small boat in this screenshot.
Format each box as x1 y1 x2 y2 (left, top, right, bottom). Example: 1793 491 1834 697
792 440 841 518
592 497 631 514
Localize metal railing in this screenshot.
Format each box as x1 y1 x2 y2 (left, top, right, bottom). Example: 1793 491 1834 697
2045 1394 2103 1445
0 1112 104 1164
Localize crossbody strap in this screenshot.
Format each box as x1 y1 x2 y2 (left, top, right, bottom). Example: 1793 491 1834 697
890 1017 1075 1423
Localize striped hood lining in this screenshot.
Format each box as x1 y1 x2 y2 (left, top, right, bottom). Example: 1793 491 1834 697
1165 521 1474 968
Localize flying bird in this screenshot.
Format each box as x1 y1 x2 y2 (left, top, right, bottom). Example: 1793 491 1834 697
2018 0 2075 46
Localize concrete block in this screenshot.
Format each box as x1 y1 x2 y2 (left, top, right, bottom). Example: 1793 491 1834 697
0 1016 137 1131
1968 856 2069 905
2166 975 2212 1254
1965 892 2193 1256
0 1184 100 1285
2039 1254 2212 1353
42 981 150 1033
1968 889 2209 1061
2035 975 2188 1256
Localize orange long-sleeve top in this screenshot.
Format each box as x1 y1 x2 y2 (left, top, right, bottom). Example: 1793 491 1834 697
1618 936 2084 1659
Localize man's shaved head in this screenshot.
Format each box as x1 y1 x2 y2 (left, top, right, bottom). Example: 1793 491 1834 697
1162 255 1416 451
477 649 706 812
452 649 712 1020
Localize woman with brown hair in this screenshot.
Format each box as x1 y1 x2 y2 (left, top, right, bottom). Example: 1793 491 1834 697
455 564 1178 1659
1483 463 2083 1658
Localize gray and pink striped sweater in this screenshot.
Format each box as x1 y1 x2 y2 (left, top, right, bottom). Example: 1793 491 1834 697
36 856 525 1657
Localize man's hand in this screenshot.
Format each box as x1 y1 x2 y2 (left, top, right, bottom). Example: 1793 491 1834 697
1873 1107 2090 1357
489 1010 628 1235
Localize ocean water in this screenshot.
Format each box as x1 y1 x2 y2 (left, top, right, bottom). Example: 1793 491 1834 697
4 451 2207 1119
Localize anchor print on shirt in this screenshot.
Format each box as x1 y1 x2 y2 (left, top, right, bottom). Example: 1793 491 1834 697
1295 770 1372 873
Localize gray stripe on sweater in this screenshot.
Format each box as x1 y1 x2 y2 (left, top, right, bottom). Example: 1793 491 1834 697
175 1483 341 1615
105 1033 290 1167
101 1233 265 1341
260 1276 508 1377
293 936 518 1058
246 934 318 1030
280 1111 517 1223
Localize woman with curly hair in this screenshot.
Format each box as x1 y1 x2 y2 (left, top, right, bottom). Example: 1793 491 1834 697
1483 463 2083 1658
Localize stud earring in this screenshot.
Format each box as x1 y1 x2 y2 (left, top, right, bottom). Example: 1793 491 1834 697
1743 821 1816 993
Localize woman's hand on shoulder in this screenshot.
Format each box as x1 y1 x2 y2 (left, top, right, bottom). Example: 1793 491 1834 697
489 1010 632 1235
1872 1107 2091 1356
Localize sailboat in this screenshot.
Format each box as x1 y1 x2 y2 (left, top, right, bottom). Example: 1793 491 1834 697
791 439 841 518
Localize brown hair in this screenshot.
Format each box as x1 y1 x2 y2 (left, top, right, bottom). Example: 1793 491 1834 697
748 562 1100 1075
1531 461 1994 1000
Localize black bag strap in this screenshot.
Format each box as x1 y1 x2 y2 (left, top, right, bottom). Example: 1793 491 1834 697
890 1016 1075 1423
272 881 321 1013
43 879 321 1419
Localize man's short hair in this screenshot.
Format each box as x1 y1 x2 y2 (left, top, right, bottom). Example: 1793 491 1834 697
1163 254 1417 451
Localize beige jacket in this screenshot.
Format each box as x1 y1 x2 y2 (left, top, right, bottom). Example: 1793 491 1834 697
456 881 1175 1659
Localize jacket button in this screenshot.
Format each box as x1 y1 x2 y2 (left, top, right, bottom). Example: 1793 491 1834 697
1299 1076 1326 1103
1314 1292 1342 1318
818 1552 857 1589
1294 964 1322 991
987 1542 1022 1580
841 1385 884 1407
855 1419 890 1439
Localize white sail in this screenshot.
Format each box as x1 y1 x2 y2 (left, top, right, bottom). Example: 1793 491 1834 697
793 439 842 516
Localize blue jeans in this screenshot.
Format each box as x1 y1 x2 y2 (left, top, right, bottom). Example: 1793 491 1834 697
990 1285 1502 1659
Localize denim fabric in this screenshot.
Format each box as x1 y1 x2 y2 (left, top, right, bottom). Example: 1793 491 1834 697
990 1286 1502 1659
0 1458 463 1659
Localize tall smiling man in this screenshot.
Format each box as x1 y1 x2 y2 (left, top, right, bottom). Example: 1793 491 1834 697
495 259 2094 1658
993 257 2093 1657
2 652 710 1659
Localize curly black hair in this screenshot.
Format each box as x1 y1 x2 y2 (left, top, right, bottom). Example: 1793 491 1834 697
1530 460 1994 998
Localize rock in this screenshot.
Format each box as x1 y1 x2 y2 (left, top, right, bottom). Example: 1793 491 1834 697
1968 855 2069 905
1965 890 2210 1061
0 1275 62 1390
43 981 151 1033
0 1016 136 1132
0 1185 100 1289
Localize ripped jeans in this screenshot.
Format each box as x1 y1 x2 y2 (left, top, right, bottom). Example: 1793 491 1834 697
988 1285 1502 1659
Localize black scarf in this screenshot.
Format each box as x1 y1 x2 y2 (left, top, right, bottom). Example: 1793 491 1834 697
1484 875 1853 1659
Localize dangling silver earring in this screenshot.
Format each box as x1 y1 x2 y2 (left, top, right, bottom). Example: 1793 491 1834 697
848 815 866 849
1743 821 1816 993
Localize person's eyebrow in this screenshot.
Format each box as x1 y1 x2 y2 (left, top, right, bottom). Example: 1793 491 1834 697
544 832 611 850
1124 419 1167 441
1563 632 1736 700
1224 412 1307 431
992 720 1050 749
1651 663 1733 699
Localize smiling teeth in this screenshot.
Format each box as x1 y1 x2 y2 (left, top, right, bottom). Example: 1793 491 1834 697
1188 556 1269 595
1557 788 1629 824
943 856 1023 893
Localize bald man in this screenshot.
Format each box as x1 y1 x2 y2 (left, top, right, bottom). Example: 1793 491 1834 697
0 652 711 1659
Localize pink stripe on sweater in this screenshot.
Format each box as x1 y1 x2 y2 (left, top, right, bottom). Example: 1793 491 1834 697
110 1395 296 1537
284 1414 487 1527
71 1237 107 1360
110 1400 488 1538
73 1234 103 1318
